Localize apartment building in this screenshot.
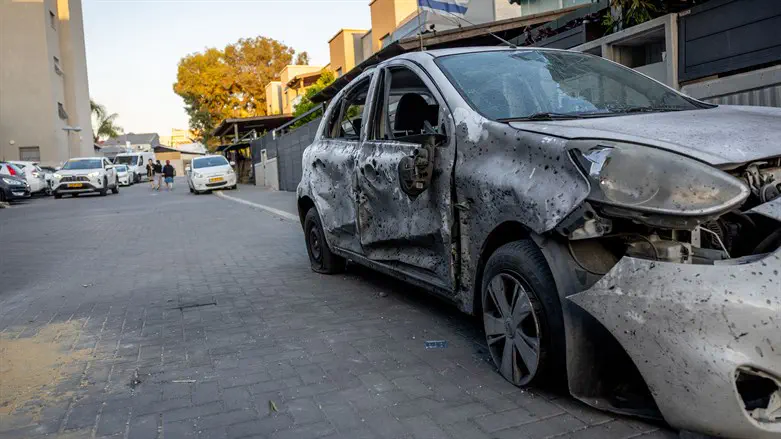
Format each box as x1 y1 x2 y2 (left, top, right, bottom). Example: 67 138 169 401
0 0 93 166
278 65 324 115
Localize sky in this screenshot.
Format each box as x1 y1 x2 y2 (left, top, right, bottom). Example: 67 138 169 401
82 0 373 137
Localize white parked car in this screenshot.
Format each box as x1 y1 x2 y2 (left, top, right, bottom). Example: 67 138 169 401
52 157 119 198
9 161 48 195
114 164 133 186
186 155 237 194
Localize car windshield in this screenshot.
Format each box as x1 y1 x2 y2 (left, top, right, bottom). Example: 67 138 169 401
114 156 138 166
193 157 228 169
62 159 102 170
115 165 128 172
436 50 701 121
12 163 27 169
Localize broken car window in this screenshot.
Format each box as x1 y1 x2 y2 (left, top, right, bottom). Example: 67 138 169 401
377 67 440 141
327 77 371 141
436 50 701 121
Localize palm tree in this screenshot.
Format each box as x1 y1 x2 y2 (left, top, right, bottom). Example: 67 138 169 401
91 99 123 143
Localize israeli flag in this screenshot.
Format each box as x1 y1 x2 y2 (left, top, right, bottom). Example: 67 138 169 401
418 0 469 17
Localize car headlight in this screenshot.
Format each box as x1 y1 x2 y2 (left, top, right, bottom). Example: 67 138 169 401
53 173 62 180
574 142 749 216
2 177 24 186
87 172 101 178
194 172 203 179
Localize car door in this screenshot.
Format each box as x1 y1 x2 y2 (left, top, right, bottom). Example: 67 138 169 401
354 61 457 293
306 70 376 255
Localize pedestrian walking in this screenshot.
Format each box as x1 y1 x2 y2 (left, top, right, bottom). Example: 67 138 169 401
162 160 175 191
146 159 155 188
153 160 163 190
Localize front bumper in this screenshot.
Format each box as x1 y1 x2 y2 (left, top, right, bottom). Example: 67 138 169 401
118 175 130 185
2 185 31 200
191 174 236 191
53 182 101 194
569 198 781 439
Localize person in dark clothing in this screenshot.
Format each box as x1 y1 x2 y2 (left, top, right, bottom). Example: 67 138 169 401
153 160 163 190
146 159 155 188
162 160 175 191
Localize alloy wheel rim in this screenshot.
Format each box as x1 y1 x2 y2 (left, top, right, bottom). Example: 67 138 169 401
483 272 541 386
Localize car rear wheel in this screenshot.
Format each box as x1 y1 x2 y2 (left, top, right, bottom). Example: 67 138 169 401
481 240 564 388
304 207 345 274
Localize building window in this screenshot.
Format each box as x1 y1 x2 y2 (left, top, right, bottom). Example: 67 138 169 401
19 146 41 162
57 102 68 120
49 11 56 29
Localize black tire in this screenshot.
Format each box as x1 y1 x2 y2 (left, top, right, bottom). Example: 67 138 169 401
231 184 238 190
304 207 346 274
111 178 119 194
54 192 62 199
481 240 564 388
189 186 194 193
0 191 5 202
99 178 108 196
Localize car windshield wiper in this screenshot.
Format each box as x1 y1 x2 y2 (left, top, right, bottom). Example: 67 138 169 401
498 112 585 122
599 106 690 114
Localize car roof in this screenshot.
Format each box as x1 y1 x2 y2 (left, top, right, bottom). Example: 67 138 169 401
68 157 104 160
394 46 573 62
193 155 224 160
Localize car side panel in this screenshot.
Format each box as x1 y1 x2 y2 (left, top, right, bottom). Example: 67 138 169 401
452 115 591 312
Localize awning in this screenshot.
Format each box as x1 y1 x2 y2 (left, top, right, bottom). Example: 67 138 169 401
215 142 250 153
212 114 294 138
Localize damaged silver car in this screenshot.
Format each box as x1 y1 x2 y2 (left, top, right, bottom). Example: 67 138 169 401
296 47 781 438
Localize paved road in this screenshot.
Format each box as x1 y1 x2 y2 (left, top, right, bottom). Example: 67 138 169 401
0 182 674 439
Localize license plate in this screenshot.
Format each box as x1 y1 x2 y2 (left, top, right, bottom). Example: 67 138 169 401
68 183 83 188
209 177 223 183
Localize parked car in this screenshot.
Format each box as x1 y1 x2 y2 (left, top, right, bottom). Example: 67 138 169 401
113 152 155 183
0 174 30 202
0 162 25 180
52 157 119 198
185 155 237 194
9 161 48 195
296 48 781 439
114 165 133 186
39 165 58 193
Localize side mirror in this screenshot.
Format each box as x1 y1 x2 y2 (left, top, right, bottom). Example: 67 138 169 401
229 161 236 167
106 165 113 170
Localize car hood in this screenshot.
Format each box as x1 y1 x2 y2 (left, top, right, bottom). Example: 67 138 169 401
509 105 781 167
193 165 231 175
58 169 101 176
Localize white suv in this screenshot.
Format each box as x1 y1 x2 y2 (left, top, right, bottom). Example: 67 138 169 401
53 157 119 198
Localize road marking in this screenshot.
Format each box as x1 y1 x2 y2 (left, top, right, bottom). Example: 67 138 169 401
214 191 298 222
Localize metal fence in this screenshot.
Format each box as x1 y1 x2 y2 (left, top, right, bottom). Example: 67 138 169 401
250 116 322 192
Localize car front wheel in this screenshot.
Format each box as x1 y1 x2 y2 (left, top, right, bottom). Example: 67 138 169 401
304 207 345 274
112 178 119 194
481 240 564 387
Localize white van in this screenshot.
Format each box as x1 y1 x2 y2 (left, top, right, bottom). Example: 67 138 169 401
112 152 155 183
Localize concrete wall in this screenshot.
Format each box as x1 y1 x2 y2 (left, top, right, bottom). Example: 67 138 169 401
0 0 91 166
681 64 781 107
265 81 283 115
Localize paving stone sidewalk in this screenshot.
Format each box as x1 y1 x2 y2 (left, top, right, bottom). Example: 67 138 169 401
0 184 673 439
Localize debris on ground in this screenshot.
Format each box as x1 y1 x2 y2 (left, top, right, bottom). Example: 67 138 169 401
268 400 278 413
424 340 448 349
